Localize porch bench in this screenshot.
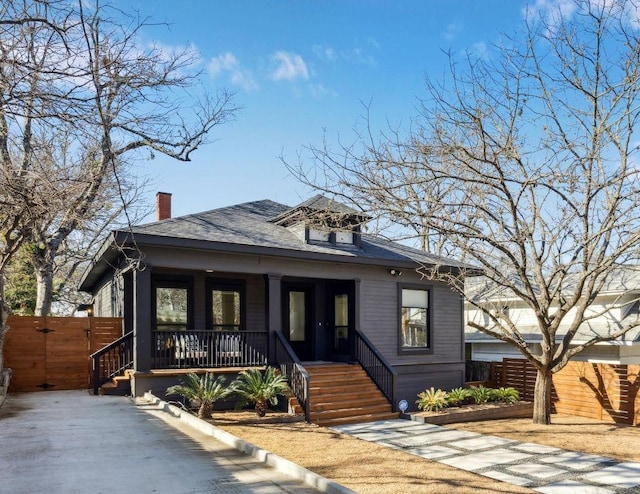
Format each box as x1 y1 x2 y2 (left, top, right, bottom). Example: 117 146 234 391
174 334 208 362
217 334 242 361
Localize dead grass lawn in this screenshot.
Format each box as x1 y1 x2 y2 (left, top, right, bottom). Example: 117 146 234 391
210 411 532 494
210 411 640 493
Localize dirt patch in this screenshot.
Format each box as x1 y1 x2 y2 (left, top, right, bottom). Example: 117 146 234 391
448 415 640 462
209 411 532 494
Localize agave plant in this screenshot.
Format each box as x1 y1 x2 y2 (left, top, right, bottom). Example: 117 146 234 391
415 387 448 412
446 387 472 407
166 372 229 419
230 367 290 417
469 385 493 404
491 386 520 404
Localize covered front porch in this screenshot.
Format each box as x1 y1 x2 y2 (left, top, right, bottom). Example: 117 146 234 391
91 267 397 423
126 268 360 371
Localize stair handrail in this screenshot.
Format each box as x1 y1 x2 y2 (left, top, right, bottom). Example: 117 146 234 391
354 329 398 410
90 331 134 395
273 331 311 422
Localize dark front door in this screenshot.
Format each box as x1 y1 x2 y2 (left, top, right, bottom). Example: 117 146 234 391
282 284 314 361
326 281 354 362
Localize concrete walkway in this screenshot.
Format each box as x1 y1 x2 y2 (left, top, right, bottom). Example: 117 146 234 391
332 419 640 494
0 391 322 494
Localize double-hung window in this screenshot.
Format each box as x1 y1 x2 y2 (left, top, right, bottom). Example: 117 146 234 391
207 280 245 331
399 286 431 353
153 277 193 332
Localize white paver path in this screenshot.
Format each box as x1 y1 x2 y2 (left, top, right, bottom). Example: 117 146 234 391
332 418 640 494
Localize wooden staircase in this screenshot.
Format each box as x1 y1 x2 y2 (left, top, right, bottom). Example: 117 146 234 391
98 369 134 396
306 362 398 427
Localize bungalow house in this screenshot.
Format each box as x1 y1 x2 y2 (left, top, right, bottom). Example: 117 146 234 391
465 273 640 365
80 193 472 424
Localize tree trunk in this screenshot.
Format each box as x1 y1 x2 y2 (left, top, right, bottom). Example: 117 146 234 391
532 367 553 424
33 250 55 316
255 400 267 417
0 273 9 371
198 401 213 419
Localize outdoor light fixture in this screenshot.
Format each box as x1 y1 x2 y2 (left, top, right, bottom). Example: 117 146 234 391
77 303 94 317
389 269 403 277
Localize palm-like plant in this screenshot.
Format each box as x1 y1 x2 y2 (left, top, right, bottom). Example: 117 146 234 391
230 367 290 417
166 373 229 419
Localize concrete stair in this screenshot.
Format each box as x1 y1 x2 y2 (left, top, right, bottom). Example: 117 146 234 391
305 363 398 427
99 369 133 396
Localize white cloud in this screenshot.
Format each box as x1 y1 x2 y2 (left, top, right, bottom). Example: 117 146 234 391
524 0 640 34
313 44 337 62
207 52 258 91
313 43 377 67
309 83 338 98
523 0 578 31
443 22 463 41
269 51 309 81
207 52 238 77
153 41 202 66
469 42 489 60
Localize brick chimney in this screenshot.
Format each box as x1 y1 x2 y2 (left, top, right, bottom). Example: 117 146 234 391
156 192 172 221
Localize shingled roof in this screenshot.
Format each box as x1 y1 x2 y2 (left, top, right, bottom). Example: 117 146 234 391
80 197 474 291
127 198 466 266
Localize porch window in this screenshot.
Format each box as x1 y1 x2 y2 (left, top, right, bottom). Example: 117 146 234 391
399 286 431 353
155 285 190 332
207 280 245 331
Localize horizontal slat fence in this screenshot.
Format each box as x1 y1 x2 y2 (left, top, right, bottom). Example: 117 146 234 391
4 315 122 392
492 358 640 426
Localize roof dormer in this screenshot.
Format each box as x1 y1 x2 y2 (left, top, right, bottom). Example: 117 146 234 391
270 194 369 248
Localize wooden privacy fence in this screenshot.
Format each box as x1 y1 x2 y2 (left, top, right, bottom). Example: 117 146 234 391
4 315 122 392
487 358 640 426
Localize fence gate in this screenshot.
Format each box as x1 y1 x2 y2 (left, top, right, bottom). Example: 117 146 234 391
4 315 122 392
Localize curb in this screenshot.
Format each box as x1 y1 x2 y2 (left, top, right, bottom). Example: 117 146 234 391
142 392 355 494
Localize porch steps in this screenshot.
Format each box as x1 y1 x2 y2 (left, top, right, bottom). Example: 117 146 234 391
99 369 134 396
283 389 304 415
305 363 398 427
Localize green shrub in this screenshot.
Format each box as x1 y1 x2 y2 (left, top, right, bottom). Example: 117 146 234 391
230 367 290 417
446 387 472 407
469 385 493 404
491 386 520 404
416 387 448 412
166 372 229 419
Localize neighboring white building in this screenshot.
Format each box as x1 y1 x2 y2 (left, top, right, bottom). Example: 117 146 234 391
465 271 640 365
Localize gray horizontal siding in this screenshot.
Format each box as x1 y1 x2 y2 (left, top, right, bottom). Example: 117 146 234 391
93 274 124 318
360 275 464 366
395 363 465 412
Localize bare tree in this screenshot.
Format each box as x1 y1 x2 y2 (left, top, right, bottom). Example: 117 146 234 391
24 126 150 314
288 0 640 424
0 0 237 369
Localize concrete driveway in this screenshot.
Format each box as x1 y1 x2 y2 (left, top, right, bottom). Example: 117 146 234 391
0 391 321 494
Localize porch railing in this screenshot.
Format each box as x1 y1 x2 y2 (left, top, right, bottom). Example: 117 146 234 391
273 331 310 422
354 329 397 411
151 330 268 369
90 331 134 395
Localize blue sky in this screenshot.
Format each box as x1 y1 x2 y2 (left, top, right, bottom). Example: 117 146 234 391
127 1 533 219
